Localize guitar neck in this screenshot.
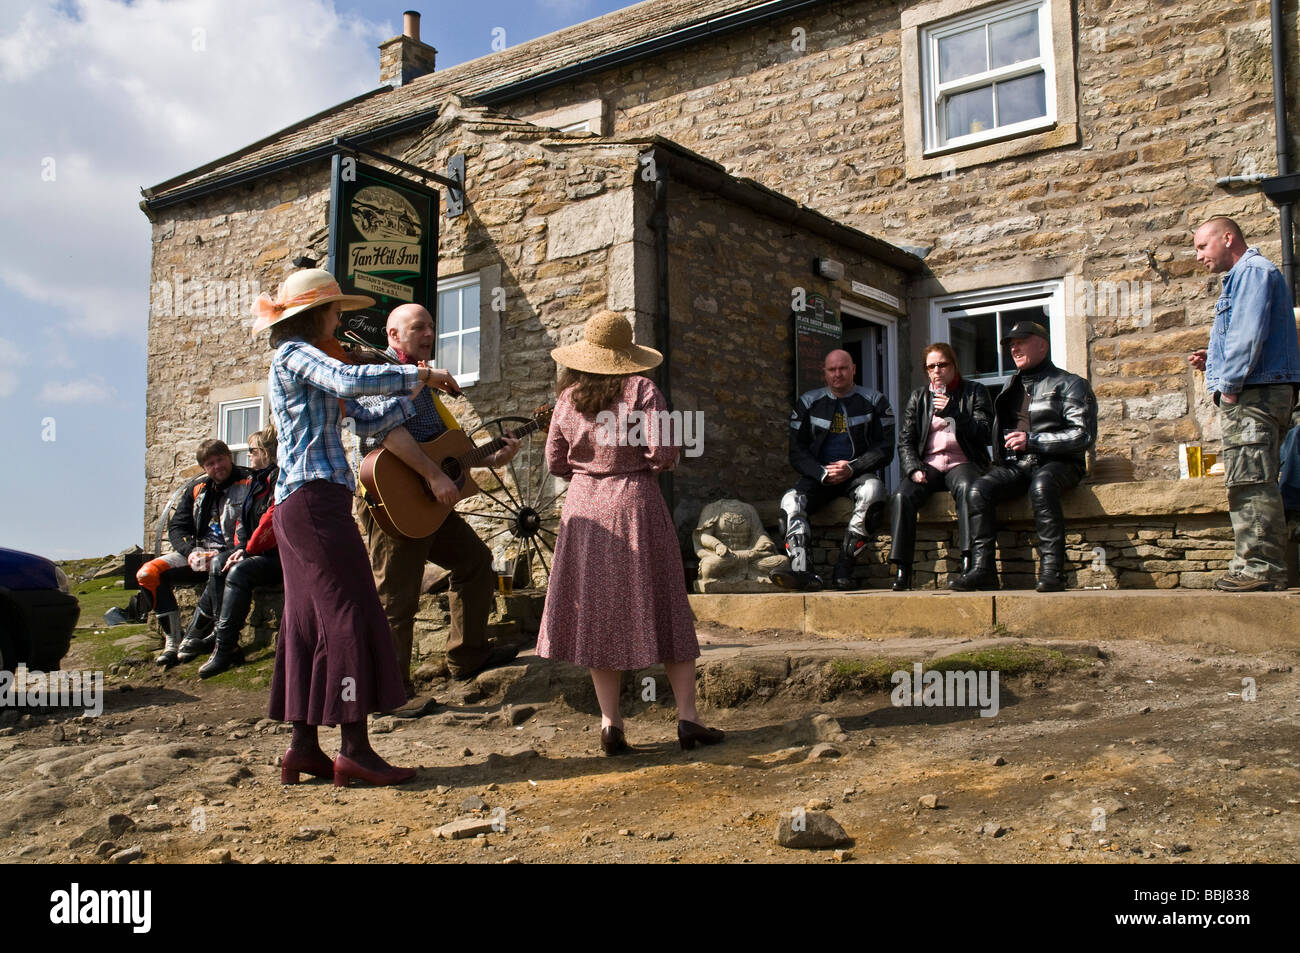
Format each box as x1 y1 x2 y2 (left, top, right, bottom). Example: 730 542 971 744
463 419 543 467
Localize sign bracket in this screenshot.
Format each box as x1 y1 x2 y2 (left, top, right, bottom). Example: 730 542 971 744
331 137 465 217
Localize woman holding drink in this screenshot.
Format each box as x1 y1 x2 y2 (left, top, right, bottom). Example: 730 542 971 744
888 342 994 590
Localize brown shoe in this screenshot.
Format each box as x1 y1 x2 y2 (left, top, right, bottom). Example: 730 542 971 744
1213 572 1277 592
600 725 631 756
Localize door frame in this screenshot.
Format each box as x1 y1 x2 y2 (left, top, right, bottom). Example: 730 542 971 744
840 300 900 490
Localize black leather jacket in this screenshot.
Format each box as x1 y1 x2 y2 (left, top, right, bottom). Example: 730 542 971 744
992 359 1097 468
898 379 994 476
789 385 895 482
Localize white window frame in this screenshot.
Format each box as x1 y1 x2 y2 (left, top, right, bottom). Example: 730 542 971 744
218 397 264 467
921 0 1055 155
928 279 1066 390
900 0 1078 179
436 271 481 386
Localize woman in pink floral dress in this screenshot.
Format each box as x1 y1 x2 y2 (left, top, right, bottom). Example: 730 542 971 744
538 312 724 756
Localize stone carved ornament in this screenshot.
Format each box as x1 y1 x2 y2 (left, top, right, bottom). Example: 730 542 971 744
693 498 790 593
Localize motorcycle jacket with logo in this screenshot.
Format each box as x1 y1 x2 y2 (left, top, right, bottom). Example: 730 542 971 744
788 385 895 483
168 467 252 557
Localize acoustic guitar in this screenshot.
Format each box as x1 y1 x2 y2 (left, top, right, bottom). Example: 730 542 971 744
359 406 552 539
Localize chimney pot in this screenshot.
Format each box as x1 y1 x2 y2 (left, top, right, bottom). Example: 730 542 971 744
379 10 436 86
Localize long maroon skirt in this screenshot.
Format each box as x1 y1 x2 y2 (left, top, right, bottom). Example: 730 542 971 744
269 480 406 724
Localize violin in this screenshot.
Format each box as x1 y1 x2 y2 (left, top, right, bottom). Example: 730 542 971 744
316 331 462 398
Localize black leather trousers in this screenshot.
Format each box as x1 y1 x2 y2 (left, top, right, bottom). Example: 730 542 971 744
207 550 282 649
889 462 982 567
966 460 1084 572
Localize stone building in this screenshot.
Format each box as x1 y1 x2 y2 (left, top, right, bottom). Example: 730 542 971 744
139 0 1298 586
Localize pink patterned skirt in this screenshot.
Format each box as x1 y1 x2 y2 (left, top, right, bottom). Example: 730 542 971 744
538 470 699 670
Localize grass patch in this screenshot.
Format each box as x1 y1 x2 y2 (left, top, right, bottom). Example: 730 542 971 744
63 622 274 689
70 580 130 629
64 621 154 673
824 644 1078 697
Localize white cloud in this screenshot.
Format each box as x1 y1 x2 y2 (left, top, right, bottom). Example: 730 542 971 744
0 7 60 82
0 334 19 397
0 0 391 340
38 373 118 404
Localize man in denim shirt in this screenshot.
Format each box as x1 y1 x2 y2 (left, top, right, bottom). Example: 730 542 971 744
1188 216 1300 591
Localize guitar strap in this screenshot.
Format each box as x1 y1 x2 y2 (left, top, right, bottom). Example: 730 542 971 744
430 392 463 435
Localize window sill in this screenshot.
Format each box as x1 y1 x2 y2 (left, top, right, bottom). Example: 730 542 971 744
907 121 1079 180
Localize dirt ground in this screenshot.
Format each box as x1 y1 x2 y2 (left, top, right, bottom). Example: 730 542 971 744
1 614 1297 865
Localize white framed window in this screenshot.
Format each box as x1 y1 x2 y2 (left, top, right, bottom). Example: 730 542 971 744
218 397 263 467
436 272 481 385
921 0 1054 154
901 0 1077 178
928 280 1066 390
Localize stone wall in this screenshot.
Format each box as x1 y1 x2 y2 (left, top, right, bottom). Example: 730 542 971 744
143 102 648 546
491 0 1300 477
144 97 919 559
144 162 334 540
664 174 907 525
749 478 1242 589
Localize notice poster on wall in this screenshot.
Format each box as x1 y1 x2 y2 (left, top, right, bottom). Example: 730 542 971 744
793 293 842 397
328 157 439 348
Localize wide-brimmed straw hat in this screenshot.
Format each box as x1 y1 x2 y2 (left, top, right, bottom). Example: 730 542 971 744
251 268 375 333
550 311 662 374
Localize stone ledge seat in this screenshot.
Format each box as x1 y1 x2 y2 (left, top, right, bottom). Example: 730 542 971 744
751 478 1234 590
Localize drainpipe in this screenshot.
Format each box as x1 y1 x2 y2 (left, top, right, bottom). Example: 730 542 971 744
1271 0 1295 294
651 156 674 513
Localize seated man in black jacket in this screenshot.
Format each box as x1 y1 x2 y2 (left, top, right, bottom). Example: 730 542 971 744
138 439 250 666
771 349 894 591
949 322 1097 592
890 342 993 590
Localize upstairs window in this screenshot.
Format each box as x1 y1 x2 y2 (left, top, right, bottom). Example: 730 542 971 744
921 0 1055 154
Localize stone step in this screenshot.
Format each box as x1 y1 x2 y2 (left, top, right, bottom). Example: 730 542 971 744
688 589 1300 653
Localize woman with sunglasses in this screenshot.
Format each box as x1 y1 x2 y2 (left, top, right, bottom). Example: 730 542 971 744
888 342 993 590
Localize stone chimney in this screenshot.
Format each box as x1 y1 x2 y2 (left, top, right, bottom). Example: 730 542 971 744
380 10 437 87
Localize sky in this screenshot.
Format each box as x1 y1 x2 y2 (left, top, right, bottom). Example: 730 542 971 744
0 0 639 560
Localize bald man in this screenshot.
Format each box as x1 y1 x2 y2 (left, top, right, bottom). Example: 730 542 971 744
771 349 894 591
353 304 520 714
1187 216 1300 591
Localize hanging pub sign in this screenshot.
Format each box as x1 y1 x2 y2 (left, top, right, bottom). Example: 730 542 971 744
793 292 842 397
327 157 439 348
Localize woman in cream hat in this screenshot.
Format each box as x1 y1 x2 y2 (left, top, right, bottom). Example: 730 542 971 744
539 311 724 755
254 268 458 787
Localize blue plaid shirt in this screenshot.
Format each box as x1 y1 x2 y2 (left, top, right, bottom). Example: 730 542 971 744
269 340 418 503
